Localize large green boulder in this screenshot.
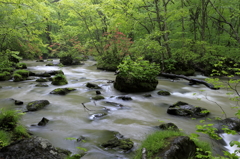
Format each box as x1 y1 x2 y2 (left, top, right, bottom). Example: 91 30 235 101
114 75 158 93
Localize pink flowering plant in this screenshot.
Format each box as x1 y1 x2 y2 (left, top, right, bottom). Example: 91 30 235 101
96 28 133 70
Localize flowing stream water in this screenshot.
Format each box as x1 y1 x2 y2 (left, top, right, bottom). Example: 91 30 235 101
0 59 239 158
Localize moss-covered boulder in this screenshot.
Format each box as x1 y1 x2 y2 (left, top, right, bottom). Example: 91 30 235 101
167 101 209 118
114 75 158 93
0 71 11 81
13 73 23 82
46 70 64 75
50 88 76 95
14 70 29 79
101 132 134 151
16 63 27 69
26 100 50 111
157 90 171 96
86 83 101 89
92 95 105 100
51 74 68 86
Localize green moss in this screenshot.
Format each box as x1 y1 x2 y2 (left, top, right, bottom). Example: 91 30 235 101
134 130 186 159
14 70 29 80
0 71 11 81
51 74 68 86
16 63 27 69
13 73 23 82
46 63 54 66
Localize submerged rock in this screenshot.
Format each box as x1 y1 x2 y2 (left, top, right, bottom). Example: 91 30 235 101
15 100 24 105
157 90 171 96
27 100 50 111
86 82 101 89
35 83 49 87
50 88 76 95
213 117 240 133
89 112 107 120
92 95 105 100
38 117 49 126
36 78 48 82
167 101 209 118
0 136 70 159
117 96 132 100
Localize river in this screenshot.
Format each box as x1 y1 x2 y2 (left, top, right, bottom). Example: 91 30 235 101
0 59 239 158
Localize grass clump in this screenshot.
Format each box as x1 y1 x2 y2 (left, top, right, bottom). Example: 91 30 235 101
134 130 186 159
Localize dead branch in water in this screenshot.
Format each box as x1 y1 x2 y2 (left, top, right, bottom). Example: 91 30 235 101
160 73 220 90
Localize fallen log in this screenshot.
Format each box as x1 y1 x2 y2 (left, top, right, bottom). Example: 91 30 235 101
160 73 220 90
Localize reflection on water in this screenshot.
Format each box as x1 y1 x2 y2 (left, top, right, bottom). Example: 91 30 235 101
0 59 239 158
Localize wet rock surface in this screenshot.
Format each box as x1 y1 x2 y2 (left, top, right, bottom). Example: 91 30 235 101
158 136 197 159
0 136 70 159
50 88 76 95
101 131 134 152
27 100 50 111
167 101 209 118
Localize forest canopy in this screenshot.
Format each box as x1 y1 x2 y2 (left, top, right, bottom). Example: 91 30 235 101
0 0 240 75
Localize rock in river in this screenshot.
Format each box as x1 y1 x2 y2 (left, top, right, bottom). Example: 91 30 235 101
167 101 209 118
0 136 70 159
27 100 50 111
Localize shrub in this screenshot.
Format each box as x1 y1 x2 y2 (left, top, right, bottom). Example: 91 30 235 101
117 55 160 81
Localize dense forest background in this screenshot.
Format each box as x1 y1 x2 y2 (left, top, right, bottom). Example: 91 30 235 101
1 0 240 75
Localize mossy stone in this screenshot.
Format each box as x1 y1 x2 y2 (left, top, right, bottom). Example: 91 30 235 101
157 90 171 96
27 100 50 111
50 88 76 95
92 95 105 100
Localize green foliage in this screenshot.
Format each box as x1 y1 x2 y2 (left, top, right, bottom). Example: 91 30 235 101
14 70 29 77
52 74 68 85
117 55 160 81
